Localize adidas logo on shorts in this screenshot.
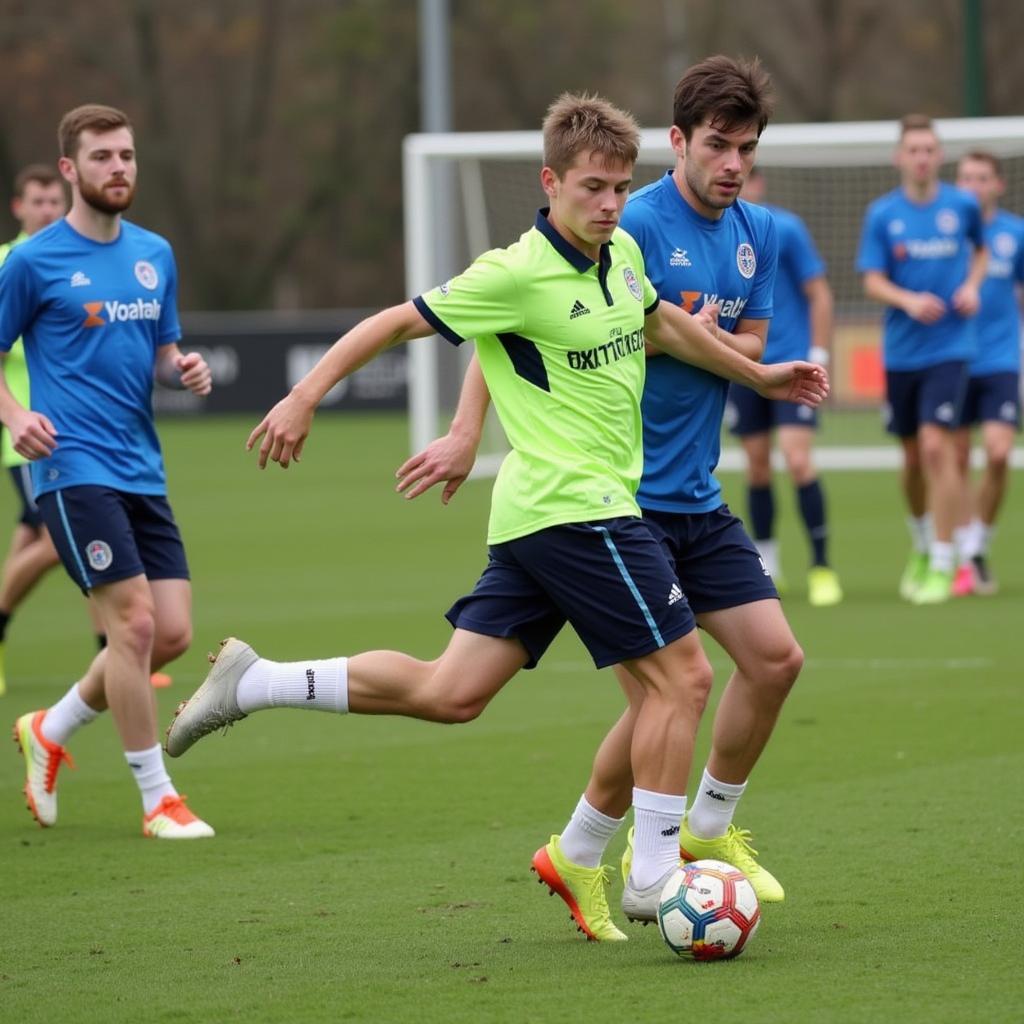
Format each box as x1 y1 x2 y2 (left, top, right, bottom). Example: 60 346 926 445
569 299 590 319
668 583 683 605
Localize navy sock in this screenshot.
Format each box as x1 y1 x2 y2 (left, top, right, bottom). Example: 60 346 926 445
797 479 828 566
748 484 774 541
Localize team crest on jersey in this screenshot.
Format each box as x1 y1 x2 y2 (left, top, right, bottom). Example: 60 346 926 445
439 280 451 296
134 260 159 290
86 540 113 572
936 209 959 234
736 242 756 279
888 219 906 236
993 232 1018 258
623 266 642 301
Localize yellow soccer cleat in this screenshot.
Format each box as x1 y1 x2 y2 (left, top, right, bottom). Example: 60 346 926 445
679 820 784 903
807 566 843 607
910 568 953 606
531 834 627 942
899 551 929 601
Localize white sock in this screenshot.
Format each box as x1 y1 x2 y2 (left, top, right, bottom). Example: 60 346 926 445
630 787 686 889
953 525 973 564
559 795 625 868
236 657 349 714
756 539 780 578
41 683 100 746
976 520 994 557
929 540 955 574
685 769 747 840
907 514 931 554
125 744 177 815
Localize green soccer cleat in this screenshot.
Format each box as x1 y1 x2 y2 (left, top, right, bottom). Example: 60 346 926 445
679 819 785 904
910 568 954 606
899 551 930 601
807 566 843 607
531 834 627 942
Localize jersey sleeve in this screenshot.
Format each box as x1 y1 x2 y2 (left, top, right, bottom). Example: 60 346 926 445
744 212 777 321
413 250 523 346
618 226 659 315
157 246 183 345
0 248 39 352
786 214 826 284
856 203 888 274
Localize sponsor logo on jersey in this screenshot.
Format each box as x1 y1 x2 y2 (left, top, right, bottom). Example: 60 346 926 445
893 241 908 261
86 540 113 571
569 299 590 319
566 326 645 371
736 242 756 278
669 247 692 267
679 290 702 313
902 238 959 260
81 298 163 328
936 209 960 234
70 271 91 287
623 266 643 301
134 260 159 289
680 291 748 320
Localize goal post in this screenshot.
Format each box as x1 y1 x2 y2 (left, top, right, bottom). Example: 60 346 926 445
402 116 1024 468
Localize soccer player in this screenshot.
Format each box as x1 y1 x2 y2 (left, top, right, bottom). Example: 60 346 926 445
0 165 67 695
0 104 214 838
726 166 842 606
950 151 1024 595
397 59 813 937
857 114 987 604
165 93 828 935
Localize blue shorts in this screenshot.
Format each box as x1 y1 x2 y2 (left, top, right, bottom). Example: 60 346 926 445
725 382 818 436
445 516 695 669
36 486 189 595
885 360 969 437
8 464 44 529
957 371 1021 429
642 505 779 615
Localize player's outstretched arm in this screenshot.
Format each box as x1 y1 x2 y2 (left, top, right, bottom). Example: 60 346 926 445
0 360 57 460
248 301 433 469
396 352 490 503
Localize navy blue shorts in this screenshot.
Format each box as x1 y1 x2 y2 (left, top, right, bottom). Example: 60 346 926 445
726 382 818 436
8 464 44 529
445 516 695 669
642 505 779 615
885 360 969 437
957 371 1021 429
36 486 189 595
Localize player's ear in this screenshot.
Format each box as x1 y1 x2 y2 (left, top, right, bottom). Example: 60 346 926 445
540 166 559 199
57 157 77 186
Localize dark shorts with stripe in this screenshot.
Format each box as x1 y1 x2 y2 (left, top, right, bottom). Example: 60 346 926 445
885 360 969 437
445 516 695 669
36 485 189 595
8 464 44 529
642 504 779 615
957 371 1021 429
725 382 818 436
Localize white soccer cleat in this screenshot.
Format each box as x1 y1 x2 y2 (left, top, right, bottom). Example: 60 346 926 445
142 794 215 839
621 866 677 924
13 710 74 828
164 637 258 757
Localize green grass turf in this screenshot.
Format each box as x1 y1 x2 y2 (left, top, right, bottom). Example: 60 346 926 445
1 413 1021 1023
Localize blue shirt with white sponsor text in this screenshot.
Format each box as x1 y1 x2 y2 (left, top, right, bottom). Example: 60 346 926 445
762 204 825 363
856 183 983 370
0 218 181 497
622 172 777 513
970 209 1024 376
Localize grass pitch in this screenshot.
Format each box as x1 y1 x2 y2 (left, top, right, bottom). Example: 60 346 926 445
1 414 1021 1023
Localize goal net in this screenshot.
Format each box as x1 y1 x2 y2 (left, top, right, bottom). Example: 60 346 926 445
403 117 1024 472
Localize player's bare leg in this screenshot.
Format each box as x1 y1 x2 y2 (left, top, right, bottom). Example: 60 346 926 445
913 424 960 603
898 436 930 598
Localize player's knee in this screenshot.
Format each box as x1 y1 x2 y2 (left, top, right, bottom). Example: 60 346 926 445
755 639 803 699
152 620 192 667
987 445 1011 476
111 607 157 659
432 689 490 724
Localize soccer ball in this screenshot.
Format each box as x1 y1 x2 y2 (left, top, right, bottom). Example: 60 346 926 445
656 859 760 960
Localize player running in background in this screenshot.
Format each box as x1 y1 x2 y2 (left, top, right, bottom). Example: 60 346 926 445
857 114 987 605
727 166 842 606
950 150 1023 595
166 93 828 939
397 58 814 936
0 105 214 837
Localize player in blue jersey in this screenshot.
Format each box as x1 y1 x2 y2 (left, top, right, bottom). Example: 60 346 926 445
0 105 214 838
399 58 811 933
726 167 842 606
857 114 988 604
949 151 1024 596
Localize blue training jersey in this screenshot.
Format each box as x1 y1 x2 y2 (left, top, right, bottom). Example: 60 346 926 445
856 182 983 371
762 204 825 363
970 209 1024 376
623 172 777 513
0 218 181 497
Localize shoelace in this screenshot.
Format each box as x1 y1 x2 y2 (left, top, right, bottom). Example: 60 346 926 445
150 794 193 823
584 865 617 926
42 745 74 793
173 700 239 738
724 826 760 869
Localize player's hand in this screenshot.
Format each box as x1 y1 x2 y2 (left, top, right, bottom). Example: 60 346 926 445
246 392 314 469
755 360 830 406
396 429 478 503
175 351 213 396
904 291 946 324
8 408 58 460
693 302 721 338
951 282 980 317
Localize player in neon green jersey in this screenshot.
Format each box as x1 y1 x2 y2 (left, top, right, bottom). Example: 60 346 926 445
166 93 828 940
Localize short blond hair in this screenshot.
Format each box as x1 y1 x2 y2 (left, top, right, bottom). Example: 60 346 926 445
542 93 640 178
58 104 133 158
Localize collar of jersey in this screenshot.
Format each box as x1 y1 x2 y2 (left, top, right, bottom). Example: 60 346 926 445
657 171 729 231
535 208 613 275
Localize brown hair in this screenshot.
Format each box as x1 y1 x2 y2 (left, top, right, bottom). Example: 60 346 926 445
672 55 774 141
899 113 936 138
542 92 640 178
14 163 60 197
959 148 1004 179
58 104 133 158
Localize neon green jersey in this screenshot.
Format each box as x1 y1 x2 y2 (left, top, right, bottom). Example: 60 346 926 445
414 211 659 544
0 232 30 468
